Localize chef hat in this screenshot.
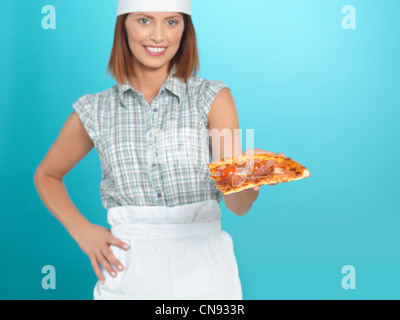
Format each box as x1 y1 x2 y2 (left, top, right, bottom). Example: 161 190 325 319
117 0 191 16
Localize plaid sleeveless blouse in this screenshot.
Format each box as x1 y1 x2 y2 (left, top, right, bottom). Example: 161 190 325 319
72 69 229 208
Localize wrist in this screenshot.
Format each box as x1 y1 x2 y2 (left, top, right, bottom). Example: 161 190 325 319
68 217 92 241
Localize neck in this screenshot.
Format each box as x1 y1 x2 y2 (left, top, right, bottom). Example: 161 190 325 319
128 62 170 95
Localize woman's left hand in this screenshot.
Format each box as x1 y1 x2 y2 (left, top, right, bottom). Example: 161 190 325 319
241 148 286 192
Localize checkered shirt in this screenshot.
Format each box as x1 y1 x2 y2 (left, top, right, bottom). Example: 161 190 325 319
72 69 229 208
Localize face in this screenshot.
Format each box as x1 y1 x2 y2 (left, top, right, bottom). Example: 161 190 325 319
125 12 185 71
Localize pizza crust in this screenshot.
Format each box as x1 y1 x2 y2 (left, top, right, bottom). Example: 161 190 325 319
220 168 310 195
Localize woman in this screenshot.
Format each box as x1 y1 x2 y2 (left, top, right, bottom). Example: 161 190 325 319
33 0 283 299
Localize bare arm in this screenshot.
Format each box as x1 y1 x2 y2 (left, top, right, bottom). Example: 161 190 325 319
33 111 94 235
33 111 127 283
34 112 94 236
208 88 259 217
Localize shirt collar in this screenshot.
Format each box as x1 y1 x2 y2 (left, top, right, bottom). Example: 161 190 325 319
117 65 186 107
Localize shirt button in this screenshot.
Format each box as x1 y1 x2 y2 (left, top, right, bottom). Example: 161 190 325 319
153 108 158 112
152 162 156 167
157 192 162 198
161 89 165 95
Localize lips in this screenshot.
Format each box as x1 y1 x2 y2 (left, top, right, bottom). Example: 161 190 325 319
143 45 167 56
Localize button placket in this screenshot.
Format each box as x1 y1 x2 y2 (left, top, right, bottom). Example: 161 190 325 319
147 89 165 204
152 97 159 114
146 141 162 203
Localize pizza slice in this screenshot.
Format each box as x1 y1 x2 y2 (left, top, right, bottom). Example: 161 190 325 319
207 153 310 195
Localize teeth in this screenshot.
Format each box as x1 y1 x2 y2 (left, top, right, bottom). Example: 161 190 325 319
145 46 166 53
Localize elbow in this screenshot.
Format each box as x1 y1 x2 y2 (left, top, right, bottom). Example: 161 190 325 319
226 204 251 217
33 168 42 188
33 168 39 183
224 190 259 217
33 166 47 186
234 211 248 217
33 165 43 180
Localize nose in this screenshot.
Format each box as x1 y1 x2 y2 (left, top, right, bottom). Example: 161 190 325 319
149 23 165 43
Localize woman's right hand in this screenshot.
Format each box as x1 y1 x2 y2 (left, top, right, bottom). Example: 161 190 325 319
71 222 129 284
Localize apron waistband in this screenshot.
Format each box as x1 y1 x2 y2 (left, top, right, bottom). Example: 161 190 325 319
107 200 221 225
111 220 222 240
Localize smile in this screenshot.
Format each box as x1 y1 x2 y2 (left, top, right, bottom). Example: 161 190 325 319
143 45 167 56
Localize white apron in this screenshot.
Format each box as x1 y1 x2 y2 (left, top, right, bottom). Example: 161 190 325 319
93 200 243 300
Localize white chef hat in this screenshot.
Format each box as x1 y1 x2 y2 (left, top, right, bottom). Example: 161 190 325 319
117 0 192 16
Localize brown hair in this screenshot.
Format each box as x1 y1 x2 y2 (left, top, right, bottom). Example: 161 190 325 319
107 13 200 84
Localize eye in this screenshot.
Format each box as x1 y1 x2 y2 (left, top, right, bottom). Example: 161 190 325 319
139 18 149 24
167 20 178 26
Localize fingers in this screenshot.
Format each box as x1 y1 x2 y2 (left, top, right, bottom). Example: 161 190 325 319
108 238 129 272
110 237 130 251
90 238 130 283
261 151 275 155
246 150 286 157
245 149 274 156
243 149 287 158
96 249 118 279
102 245 124 272
90 254 105 285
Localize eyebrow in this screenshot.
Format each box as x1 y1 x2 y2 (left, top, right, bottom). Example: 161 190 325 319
134 13 182 19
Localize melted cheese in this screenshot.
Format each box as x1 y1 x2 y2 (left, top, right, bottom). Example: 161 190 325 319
273 168 283 174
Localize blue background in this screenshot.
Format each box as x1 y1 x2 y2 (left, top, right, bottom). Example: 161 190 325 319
1 0 399 299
